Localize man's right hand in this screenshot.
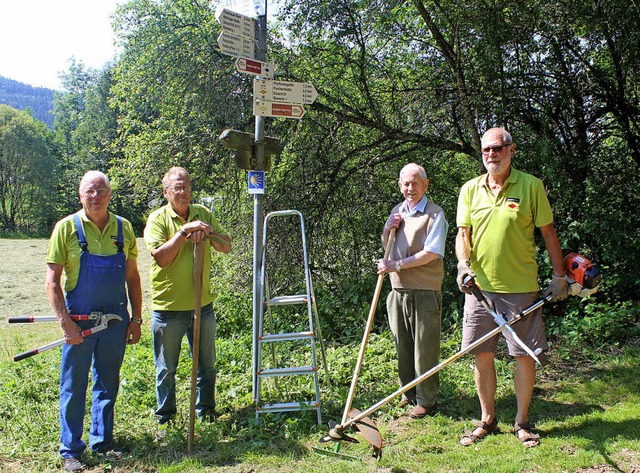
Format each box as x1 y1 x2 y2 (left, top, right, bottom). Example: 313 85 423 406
60 316 84 345
456 260 475 294
384 213 403 232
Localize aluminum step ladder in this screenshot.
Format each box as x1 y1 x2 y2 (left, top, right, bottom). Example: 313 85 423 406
255 210 329 423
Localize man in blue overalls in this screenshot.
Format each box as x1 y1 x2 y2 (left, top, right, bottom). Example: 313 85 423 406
46 171 143 472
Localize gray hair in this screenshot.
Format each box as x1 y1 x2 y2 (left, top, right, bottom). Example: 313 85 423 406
79 171 110 191
482 127 513 145
162 166 191 188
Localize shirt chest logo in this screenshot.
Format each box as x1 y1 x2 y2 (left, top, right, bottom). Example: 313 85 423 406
506 197 520 210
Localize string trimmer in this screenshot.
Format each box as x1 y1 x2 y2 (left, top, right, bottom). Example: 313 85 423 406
319 253 601 458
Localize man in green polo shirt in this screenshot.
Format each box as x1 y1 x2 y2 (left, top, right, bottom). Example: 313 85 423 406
47 171 142 471
456 128 568 448
144 166 231 425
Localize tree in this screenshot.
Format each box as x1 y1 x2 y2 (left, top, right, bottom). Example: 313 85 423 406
0 105 55 232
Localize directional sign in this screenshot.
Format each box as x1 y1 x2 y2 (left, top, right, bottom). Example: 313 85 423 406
235 58 274 79
253 100 306 119
217 31 257 60
253 79 318 105
216 8 256 39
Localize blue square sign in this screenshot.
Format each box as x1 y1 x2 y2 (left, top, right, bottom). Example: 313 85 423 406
248 171 265 194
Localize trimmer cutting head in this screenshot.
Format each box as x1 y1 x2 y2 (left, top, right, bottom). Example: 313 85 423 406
319 410 383 459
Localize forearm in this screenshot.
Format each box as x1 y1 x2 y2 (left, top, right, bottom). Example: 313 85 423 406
45 265 82 342
208 232 231 253
540 224 565 277
151 231 188 268
46 281 69 321
455 227 472 262
126 264 143 318
396 249 439 270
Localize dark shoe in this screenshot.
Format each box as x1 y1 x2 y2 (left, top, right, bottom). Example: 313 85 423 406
198 410 217 423
399 398 417 408
95 449 123 461
157 415 174 425
63 457 84 472
460 417 500 446
410 404 437 419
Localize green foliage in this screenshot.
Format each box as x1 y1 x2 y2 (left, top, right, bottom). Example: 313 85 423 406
3 0 640 350
0 105 56 232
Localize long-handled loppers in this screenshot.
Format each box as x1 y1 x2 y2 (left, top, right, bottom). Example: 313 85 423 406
10 312 123 361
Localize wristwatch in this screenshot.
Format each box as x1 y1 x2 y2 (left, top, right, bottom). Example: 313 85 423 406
395 260 402 272
131 317 143 324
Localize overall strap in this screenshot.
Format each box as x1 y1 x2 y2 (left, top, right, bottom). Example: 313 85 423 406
72 213 89 252
115 216 124 253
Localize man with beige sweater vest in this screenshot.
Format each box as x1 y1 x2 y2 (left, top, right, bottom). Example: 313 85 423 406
378 163 448 419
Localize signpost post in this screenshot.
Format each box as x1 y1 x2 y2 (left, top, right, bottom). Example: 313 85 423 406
216 1 318 405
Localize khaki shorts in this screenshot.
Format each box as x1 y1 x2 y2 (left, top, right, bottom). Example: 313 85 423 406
461 291 548 357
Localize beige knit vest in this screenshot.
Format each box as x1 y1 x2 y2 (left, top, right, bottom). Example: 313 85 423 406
388 201 444 290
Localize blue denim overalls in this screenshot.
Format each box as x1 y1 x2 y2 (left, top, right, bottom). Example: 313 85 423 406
59 213 129 459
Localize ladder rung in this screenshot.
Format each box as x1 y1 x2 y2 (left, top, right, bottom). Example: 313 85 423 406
259 331 314 342
267 295 308 305
258 366 317 377
256 401 320 413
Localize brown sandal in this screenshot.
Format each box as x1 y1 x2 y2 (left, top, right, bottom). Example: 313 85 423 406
460 418 500 446
514 422 540 448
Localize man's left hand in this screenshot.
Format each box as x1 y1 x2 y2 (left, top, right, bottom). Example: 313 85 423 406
126 321 142 345
543 275 569 302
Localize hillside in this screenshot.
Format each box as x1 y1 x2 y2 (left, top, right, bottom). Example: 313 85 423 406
0 75 54 127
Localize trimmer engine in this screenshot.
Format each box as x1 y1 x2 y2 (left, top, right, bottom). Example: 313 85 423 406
563 252 601 298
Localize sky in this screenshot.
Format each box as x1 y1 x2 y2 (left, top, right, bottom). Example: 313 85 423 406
0 0 124 91
0 0 273 91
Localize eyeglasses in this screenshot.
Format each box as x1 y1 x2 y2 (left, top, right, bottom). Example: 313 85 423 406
82 188 110 197
482 144 511 155
167 186 191 194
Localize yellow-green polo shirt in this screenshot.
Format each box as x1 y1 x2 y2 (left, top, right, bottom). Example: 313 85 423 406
46 211 138 293
144 203 228 311
456 168 553 293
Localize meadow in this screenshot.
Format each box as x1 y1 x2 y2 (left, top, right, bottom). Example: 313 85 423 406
0 238 638 472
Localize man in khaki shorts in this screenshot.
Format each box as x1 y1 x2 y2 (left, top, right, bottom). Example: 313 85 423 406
455 128 568 448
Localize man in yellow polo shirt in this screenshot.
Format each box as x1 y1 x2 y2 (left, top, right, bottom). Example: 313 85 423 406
456 128 568 448
144 167 231 426
46 171 142 471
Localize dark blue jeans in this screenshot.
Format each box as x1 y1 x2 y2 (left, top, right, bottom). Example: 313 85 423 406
151 303 216 423
59 315 127 458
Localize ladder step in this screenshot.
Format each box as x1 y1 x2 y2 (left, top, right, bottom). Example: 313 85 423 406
259 331 314 342
267 295 308 305
256 401 320 413
258 366 317 377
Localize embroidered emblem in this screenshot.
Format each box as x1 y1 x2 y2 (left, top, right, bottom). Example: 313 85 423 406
506 197 520 210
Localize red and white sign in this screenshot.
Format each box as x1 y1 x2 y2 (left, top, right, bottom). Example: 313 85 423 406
253 100 306 119
235 58 274 79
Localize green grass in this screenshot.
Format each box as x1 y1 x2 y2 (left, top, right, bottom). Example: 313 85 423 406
0 238 639 472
